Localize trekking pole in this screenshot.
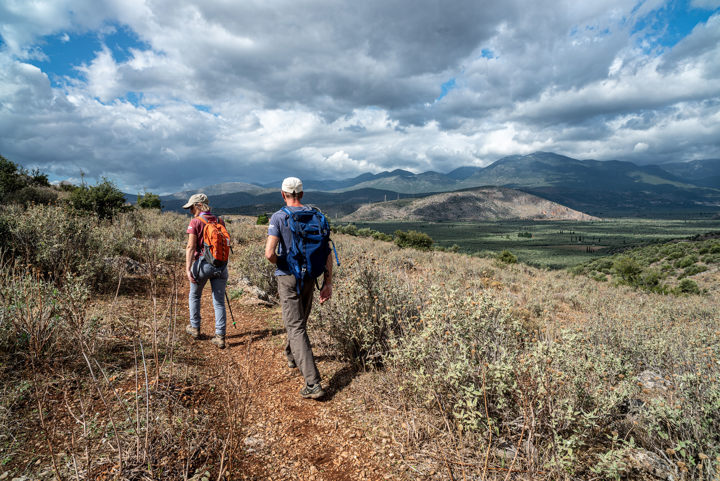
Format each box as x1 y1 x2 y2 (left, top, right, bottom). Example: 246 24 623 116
225 291 237 329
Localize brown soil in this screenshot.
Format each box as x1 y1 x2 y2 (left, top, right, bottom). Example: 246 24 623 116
184 276 399 480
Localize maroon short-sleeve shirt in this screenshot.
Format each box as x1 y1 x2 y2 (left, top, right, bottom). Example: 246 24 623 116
187 212 225 260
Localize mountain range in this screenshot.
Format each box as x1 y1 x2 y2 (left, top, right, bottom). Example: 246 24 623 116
160 152 720 217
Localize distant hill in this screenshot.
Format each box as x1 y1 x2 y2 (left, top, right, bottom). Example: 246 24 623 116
162 187 432 218
342 187 598 222
160 152 720 217
658 159 720 188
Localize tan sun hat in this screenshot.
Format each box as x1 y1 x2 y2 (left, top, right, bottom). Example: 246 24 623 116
281 177 303 193
182 193 208 209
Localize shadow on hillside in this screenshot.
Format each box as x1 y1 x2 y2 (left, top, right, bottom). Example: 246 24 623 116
227 327 285 347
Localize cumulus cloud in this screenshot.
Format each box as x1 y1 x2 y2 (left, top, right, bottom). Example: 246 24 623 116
0 0 718 192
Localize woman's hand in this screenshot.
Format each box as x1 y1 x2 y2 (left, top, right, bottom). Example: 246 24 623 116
186 268 196 284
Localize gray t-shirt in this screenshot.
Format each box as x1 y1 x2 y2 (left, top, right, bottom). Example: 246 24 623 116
267 206 306 276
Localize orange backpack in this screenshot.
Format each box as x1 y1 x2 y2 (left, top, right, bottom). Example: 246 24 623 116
197 215 231 268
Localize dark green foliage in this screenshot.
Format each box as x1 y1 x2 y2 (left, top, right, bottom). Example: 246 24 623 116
613 256 642 282
13 185 58 206
576 236 718 295
518 231 532 238
371 231 393 242
677 278 700 294
256 213 269 225
498 250 517 264
137 191 162 210
0 155 54 204
394 230 433 251
70 178 127 220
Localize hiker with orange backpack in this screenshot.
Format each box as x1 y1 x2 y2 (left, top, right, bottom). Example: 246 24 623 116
183 193 232 349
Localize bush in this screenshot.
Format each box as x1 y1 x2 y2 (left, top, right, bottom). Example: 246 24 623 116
342 224 358 236
518 231 532 238
137 191 162 210
613 256 642 283
498 250 517 264
69 178 127 220
315 255 419 365
0 156 54 204
677 278 701 294
674 255 698 269
371 231 393 242
394 230 433 251
256 213 269 225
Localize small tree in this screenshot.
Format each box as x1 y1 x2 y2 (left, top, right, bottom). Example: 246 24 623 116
612 256 642 283
256 213 269 225
137 191 162 210
394 230 433 251
70 178 127 220
498 250 517 264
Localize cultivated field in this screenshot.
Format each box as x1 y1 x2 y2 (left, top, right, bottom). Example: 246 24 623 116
351 218 720 268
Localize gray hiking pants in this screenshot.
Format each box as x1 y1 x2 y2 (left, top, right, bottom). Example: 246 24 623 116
277 275 321 386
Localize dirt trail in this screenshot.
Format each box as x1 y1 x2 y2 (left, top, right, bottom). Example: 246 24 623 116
185 278 397 480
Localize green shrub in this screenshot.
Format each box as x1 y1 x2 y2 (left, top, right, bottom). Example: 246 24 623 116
315 255 419 365
394 230 433 251
371 231 392 242
256 213 269 225
674 255 698 269
518 231 532 238
137 191 162 210
342 224 358 236
69 178 128 220
6 204 114 288
676 279 701 294
613 256 642 283
498 250 517 264
680 264 707 278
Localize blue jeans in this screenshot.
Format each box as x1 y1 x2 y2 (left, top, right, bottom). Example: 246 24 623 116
189 258 228 336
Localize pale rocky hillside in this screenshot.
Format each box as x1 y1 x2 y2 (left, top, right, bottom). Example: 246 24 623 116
343 186 598 221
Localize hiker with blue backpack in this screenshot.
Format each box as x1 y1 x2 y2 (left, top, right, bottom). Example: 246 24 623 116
265 177 339 400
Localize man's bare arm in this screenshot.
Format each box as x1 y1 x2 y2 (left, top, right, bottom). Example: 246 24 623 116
265 235 279 264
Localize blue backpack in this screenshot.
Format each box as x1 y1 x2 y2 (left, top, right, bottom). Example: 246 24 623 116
281 206 340 293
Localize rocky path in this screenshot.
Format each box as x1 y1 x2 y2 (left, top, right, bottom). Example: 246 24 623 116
186 283 398 481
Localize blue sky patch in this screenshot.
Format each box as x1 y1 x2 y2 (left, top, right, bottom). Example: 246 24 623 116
437 77 457 101
27 24 148 86
632 0 718 51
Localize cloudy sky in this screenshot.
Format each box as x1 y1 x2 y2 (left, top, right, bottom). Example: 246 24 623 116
1 0 719 193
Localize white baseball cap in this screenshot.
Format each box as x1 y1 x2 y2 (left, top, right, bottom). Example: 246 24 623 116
281 177 303 193
182 193 208 209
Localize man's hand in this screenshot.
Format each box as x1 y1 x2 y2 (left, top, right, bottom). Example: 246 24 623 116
186 268 196 284
319 283 332 304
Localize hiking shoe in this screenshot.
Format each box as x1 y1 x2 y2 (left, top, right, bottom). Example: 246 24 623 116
211 335 226 349
287 359 297 369
300 383 325 400
185 325 199 339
